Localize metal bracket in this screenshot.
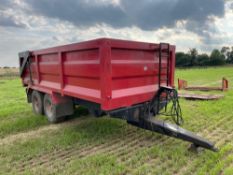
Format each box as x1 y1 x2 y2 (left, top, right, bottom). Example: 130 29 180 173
150 86 183 125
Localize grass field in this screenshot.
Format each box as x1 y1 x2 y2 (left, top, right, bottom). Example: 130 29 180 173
0 67 233 175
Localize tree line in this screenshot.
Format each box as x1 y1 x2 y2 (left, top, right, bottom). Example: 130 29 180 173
176 46 233 67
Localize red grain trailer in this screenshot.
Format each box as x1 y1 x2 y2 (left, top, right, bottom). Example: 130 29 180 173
19 38 216 151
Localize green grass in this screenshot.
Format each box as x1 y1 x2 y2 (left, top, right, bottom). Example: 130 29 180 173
0 79 49 137
0 67 233 174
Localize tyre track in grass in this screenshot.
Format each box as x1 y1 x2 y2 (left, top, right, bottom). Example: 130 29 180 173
213 149 233 175
185 148 233 175
133 115 232 175
148 149 182 175
45 128 142 174
19 127 171 174
14 117 174 174
182 146 232 175
73 132 173 174
72 133 175 175
144 139 197 175
28 130 144 174
7 119 89 170
15 127 139 173
215 130 233 146
125 111 222 169
195 125 233 174
126 138 176 175
110 134 183 174
0 117 88 146
146 115 227 174
74 132 159 175
124 112 217 168
184 113 233 150
205 116 233 147
129 113 233 175
85 115 222 175
174 116 233 175
107 133 163 163
185 94 233 174
119 135 168 163
10 117 125 171
197 114 233 136
113 131 181 174
7 114 233 174
175 146 230 175
51 129 164 174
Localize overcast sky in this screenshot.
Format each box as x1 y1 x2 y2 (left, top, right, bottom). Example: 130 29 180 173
0 0 233 67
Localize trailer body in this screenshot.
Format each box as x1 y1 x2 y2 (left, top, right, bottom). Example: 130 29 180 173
20 38 175 111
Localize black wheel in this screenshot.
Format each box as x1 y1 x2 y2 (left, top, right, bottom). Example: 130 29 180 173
43 94 64 123
31 90 44 115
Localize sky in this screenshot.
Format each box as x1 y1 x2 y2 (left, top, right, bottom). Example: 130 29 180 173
0 0 233 67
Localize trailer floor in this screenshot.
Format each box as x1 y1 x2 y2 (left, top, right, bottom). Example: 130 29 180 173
1 67 233 175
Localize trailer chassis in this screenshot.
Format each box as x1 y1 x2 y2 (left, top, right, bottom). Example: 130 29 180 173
110 86 217 152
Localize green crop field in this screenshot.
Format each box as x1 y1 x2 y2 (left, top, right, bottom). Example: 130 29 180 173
0 67 233 175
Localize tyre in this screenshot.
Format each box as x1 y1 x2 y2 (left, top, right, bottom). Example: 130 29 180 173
43 94 64 123
31 90 44 115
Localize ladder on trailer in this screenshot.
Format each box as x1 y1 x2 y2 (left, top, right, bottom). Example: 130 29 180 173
157 43 170 113
158 43 170 87
156 43 183 125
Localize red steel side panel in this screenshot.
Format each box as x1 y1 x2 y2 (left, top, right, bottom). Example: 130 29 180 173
27 39 103 104
102 40 175 110
21 38 176 111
